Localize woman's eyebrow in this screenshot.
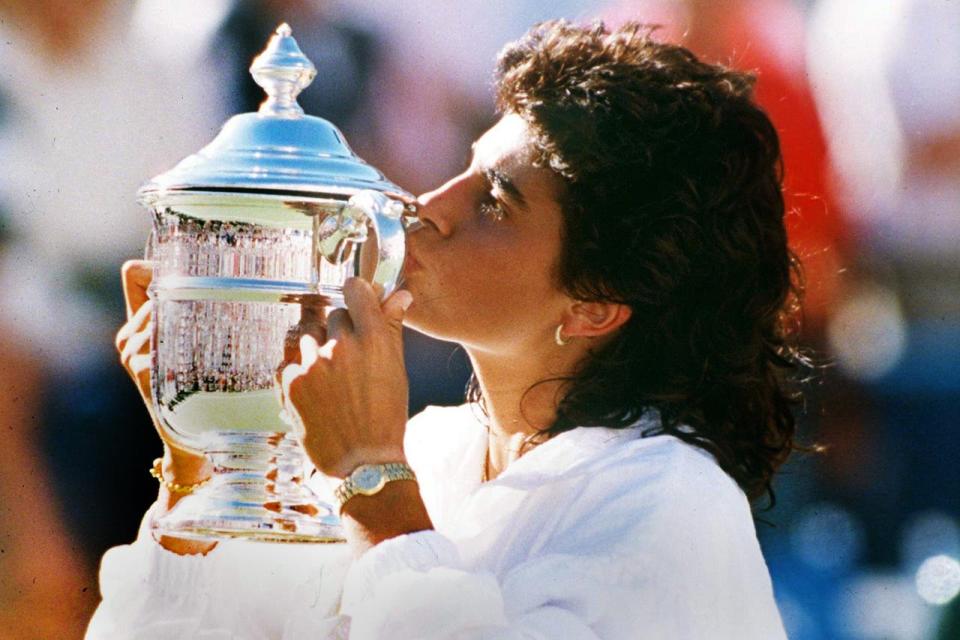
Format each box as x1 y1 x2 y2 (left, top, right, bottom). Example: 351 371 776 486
484 167 528 211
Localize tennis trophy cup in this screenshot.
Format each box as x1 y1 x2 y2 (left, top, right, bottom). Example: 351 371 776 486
138 24 413 542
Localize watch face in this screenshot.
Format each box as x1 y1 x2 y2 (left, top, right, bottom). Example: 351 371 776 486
354 466 384 493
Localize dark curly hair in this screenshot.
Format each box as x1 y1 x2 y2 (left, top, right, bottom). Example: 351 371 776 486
468 20 810 504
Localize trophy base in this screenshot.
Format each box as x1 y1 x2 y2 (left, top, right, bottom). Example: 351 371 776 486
153 431 345 543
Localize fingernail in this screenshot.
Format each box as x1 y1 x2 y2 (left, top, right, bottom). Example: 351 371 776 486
299 334 320 367
398 290 413 311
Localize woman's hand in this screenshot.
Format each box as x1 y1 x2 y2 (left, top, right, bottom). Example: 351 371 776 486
116 260 214 555
116 260 209 473
116 260 155 412
280 278 413 479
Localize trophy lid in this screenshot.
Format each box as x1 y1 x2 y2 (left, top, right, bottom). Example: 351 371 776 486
139 24 404 205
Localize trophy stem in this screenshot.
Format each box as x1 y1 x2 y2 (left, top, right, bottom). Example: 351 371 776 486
153 431 344 543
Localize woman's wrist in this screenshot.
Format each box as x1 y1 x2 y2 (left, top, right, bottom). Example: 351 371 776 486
163 444 212 483
340 480 433 555
150 447 217 556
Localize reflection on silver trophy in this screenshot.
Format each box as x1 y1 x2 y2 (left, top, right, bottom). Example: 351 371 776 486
138 24 416 543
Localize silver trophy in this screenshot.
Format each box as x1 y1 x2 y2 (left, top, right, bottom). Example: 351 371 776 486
138 24 415 542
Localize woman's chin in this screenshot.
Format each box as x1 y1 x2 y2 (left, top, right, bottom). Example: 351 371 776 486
402 310 463 344
400 305 429 333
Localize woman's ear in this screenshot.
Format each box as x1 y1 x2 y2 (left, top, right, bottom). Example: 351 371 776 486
564 301 632 339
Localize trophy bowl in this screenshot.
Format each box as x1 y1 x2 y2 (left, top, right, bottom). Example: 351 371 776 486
138 25 413 543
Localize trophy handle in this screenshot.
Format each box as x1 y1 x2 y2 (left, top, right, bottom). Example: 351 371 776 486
318 190 409 301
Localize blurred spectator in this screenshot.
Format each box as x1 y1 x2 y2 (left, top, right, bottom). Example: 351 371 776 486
341 0 602 192
0 2 124 636
809 0 960 537
807 0 960 634
604 0 848 328
810 0 960 262
0 0 236 571
215 0 379 130
0 285 96 639
0 79 88 640
0 302 94 633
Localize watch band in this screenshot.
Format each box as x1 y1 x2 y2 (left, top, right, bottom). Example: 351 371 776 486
334 462 417 511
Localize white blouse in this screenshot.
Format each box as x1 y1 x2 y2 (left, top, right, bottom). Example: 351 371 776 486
86 405 787 639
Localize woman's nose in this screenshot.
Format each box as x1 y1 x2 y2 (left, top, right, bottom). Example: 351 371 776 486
414 174 468 238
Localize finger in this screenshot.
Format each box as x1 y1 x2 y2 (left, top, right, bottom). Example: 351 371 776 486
278 358 300 423
342 277 381 334
317 337 338 360
381 289 413 332
121 328 151 363
299 334 321 369
326 307 354 340
122 260 153 319
129 354 153 398
281 361 306 407
282 322 325 368
129 353 152 377
116 299 153 348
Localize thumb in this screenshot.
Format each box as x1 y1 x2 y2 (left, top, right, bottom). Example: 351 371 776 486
381 289 413 329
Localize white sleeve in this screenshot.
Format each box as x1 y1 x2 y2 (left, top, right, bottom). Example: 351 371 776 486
340 531 605 640
86 503 353 639
339 454 786 639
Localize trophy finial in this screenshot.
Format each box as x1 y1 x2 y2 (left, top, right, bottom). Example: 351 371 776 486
250 23 317 117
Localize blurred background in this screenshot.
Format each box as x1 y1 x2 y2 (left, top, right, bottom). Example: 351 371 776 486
0 0 957 637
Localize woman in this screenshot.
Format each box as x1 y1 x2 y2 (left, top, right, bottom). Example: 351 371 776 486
91 20 801 639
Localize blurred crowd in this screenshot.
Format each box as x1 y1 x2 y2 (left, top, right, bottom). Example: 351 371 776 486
0 0 957 638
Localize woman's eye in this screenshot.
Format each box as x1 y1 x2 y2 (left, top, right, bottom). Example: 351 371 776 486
478 196 507 221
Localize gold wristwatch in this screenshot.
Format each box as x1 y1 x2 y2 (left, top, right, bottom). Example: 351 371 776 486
334 462 417 511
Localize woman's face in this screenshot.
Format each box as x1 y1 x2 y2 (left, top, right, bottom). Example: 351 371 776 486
402 114 572 353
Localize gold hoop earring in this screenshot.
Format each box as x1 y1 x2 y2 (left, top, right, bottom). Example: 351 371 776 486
555 324 570 346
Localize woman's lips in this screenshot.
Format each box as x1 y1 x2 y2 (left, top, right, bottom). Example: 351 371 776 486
398 252 420 291
402 250 421 275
